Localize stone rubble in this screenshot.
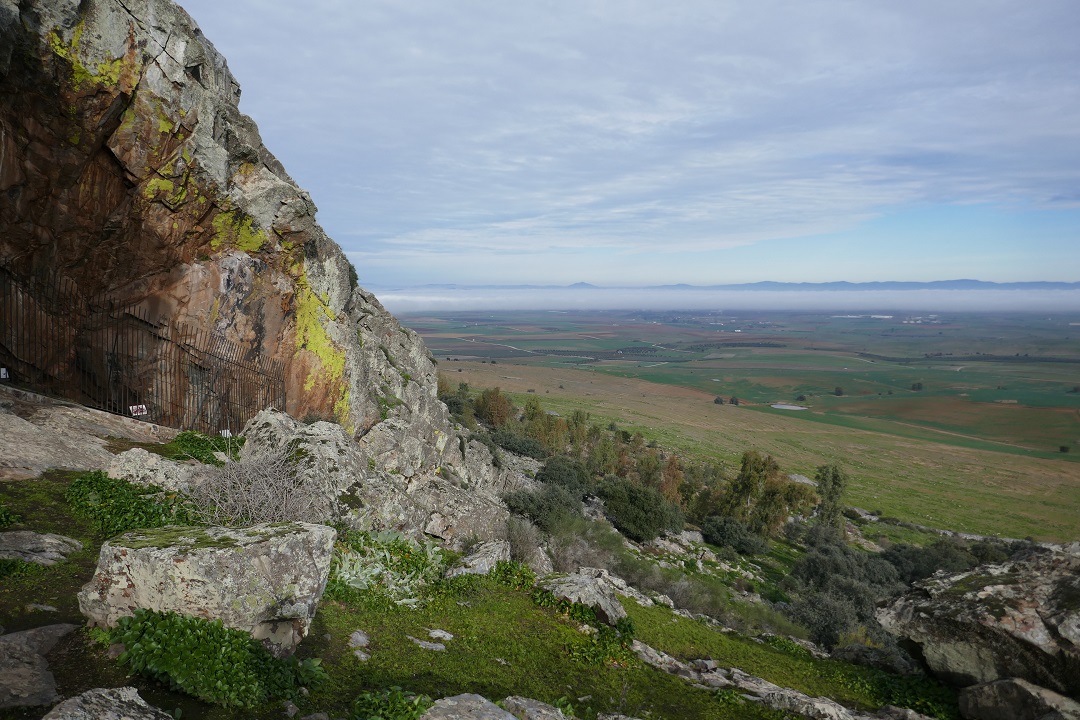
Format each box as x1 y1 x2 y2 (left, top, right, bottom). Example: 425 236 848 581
420 693 515 719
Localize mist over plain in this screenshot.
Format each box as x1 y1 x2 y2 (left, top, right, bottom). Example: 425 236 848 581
377 286 1080 314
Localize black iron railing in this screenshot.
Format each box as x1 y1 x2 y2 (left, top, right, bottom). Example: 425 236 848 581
0 265 285 435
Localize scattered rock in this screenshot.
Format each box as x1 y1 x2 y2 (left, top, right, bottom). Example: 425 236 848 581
353 650 370 662
41 687 174 719
445 540 511 578
501 695 568 719
408 636 446 651
25 604 58 613
877 545 1080 696
429 629 454 641
523 545 555 576
348 630 370 648
0 531 82 565
538 572 627 625
420 694 516 719
284 700 300 717
78 522 335 657
631 639 934 720
0 624 77 709
958 677 1080 720
106 448 208 493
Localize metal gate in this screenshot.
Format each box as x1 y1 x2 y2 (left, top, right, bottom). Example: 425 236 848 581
0 265 285 435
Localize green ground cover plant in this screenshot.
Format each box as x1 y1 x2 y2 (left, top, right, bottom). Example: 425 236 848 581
106 609 326 708
65 470 196 537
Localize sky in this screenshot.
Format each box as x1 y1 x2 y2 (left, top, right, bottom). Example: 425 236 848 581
178 0 1080 291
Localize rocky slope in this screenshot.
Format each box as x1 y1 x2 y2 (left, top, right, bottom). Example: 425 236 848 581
0 0 506 540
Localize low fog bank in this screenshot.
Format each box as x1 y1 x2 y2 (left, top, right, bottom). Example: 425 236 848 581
374 286 1080 314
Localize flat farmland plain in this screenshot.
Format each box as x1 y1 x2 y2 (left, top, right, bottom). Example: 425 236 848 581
404 309 1080 541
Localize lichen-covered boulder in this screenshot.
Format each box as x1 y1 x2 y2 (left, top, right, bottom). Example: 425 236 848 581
538 572 627 625
239 408 510 546
106 448 208 492
42 687 174 720
77 522 335 656
877 544 1080 698
445 540 511 578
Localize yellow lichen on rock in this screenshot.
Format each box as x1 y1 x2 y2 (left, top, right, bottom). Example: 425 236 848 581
211 210 267 253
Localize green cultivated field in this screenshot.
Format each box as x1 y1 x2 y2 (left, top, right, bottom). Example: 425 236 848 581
404 309 1080 541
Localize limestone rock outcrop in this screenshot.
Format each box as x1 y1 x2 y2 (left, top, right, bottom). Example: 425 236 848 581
78 522 335 656
877 544 1080 699
42 687 174 720
0 0 499 506
239 408 510 545
421 694 517 720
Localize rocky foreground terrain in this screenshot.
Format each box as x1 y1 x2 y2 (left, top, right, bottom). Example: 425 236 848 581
1 1 1079 719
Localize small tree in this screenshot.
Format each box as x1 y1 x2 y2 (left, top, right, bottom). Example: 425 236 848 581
834 387 844 396
714 396 724 404
815 463 848 533
729 396 739 406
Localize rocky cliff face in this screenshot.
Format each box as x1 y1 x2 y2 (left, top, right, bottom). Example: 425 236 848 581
877 543 1080 701
0 0 505 537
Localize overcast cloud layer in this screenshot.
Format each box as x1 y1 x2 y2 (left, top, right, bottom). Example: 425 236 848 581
179 1 1080 293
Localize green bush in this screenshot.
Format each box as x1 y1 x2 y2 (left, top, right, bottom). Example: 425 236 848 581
503 484 581 532
597 476 684 542
110 609 325 707
350 686 432 720
0 502 20 529
701 515 767 555
536 456 591 499
66 471 195 537
491 428 549 460
0 558 46 579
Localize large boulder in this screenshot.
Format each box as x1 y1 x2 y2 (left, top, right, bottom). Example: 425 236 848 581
877 544 1080 698
78 522 334 656
43 687 174 720
106 448 208 492
445 540 511 578
239 408 510 547
538 572 627 625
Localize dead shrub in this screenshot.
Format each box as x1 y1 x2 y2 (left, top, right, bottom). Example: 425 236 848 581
187 445 334 526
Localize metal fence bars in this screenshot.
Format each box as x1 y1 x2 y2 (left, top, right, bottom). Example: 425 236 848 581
0 266 285 435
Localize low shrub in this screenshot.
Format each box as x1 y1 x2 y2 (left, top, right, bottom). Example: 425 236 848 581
502 484 581 532
66 471 195 537
536 456 591 499
109 609 325 707
491 428 549 460
597 476 683 542
701 515 767 556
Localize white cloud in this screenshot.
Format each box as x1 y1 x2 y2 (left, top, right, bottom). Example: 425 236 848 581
179 0 1080 284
